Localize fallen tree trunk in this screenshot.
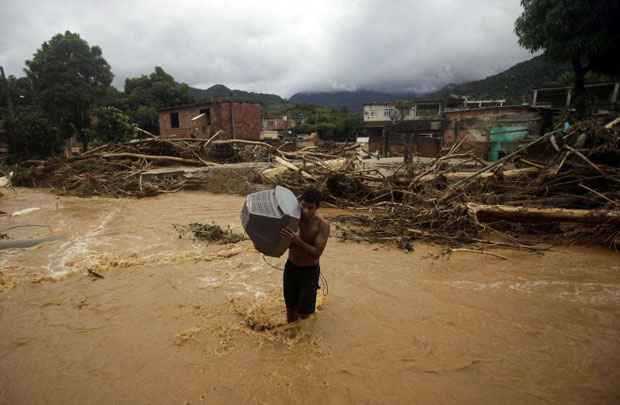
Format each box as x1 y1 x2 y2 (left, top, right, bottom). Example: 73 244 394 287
272 156 316 180
100 153 210 166
261 158 347 181
466 203 620 225
211 139 274 149
446 128 565 192
394 167 540 185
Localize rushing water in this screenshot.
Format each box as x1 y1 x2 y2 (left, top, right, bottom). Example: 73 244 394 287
1 188 619 404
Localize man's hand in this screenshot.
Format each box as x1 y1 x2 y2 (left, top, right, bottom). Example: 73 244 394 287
280 227 300 245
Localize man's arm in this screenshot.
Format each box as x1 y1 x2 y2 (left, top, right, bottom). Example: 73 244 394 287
281 221 330 258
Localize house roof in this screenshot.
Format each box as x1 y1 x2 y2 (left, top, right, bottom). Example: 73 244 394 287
159 100 261 112
362 100 443 107
533 81 618 92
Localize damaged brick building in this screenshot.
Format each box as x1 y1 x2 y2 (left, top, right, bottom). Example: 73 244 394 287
159 101 262 140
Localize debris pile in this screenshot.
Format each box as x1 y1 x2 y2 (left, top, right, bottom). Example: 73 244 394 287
174 223 246 244
7 128 359 198
262 117 620 249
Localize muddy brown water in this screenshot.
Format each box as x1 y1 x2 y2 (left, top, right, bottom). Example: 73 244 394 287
1 188 619 404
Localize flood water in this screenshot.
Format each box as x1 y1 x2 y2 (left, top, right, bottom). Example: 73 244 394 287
1 188 619 404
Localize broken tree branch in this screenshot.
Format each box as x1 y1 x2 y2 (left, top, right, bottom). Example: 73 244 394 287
445 128 565 193
467 203 620 225
100 153 209 166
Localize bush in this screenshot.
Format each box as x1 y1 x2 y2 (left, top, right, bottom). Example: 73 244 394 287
8 108 63 161
88 106 135 145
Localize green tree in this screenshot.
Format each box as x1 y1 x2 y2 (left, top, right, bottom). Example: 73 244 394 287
0 75 36 110
25 31 113 149
87 106 135 145
124 67 194 134
8 107 63 161
132 105 159 135
515 0 620 118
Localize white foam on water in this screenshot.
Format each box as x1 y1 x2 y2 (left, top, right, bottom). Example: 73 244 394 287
197 275 223 289
46 209 119 278
448 279 620 305
195 263 271 298
11 207 41 217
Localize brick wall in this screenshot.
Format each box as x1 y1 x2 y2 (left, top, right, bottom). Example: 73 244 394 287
215 102 262 140
159 107 204 138
159 102 262 140
443 107 542 159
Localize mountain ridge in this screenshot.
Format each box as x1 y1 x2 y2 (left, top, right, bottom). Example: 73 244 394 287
289 55 571 110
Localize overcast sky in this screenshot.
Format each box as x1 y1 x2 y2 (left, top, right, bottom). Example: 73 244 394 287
0 0 532 98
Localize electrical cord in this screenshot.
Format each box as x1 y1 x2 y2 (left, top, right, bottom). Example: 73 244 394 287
262 254 328 296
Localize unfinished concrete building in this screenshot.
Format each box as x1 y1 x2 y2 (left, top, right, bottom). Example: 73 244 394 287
363 99 546 161
443 106 543 161
363 101 444 157
159 101 262 140
531 82 619 112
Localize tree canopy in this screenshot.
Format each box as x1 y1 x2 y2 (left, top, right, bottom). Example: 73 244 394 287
87 106 135 145
25 31 114 148
123 66 194 134
515 0 620 116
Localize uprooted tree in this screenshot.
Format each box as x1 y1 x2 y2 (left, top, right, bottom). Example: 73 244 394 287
515 0 620 118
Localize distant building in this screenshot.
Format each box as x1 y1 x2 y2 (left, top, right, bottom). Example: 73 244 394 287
531 82 619 111
443 106 542 161
363 99 546 161
363 101 443 157
262 115 297 131
159 101 262 140
445 95 506 110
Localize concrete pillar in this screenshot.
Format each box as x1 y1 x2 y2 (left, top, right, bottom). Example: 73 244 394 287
382 127 389 157
404 132 413 163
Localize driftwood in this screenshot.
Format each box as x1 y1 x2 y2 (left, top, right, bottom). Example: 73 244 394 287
202 130 225 150
394 167 540 185
136 127 158 138
450 248 508 260
284 117 620 250
212 139 275 149
445 128 565 193
100 153 209 166
467 203 620 225
262 158 347 181
272 156 316 180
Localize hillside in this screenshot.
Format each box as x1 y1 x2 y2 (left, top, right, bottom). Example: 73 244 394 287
430 55 571 102
289 56 570 110
188 84 286 105
289 90 417 111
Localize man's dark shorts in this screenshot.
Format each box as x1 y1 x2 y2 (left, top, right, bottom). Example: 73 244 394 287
283 260 320 315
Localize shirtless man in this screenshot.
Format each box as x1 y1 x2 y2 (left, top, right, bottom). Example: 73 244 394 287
279 188 330 323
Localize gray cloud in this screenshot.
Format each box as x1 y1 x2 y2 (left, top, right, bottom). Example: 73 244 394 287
0 0 532 97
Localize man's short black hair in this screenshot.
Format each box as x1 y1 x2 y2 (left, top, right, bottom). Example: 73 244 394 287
301 188 322 207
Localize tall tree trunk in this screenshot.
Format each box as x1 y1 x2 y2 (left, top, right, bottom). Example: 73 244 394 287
572 57 587 119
